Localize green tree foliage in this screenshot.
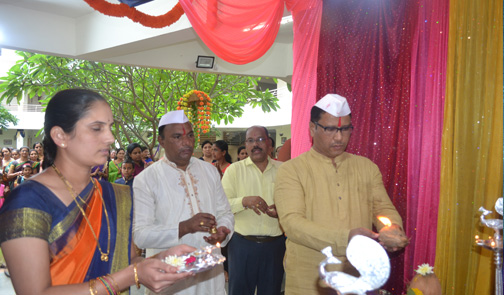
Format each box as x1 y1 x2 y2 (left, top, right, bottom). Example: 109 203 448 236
0 51 279 150
0 105 18 130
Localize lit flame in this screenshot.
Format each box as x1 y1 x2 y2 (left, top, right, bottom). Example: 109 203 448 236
475 235 479 240
216 242 221 248
491 241 496 247
378 216 392 227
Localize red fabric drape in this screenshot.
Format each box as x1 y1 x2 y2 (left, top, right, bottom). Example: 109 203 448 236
405 0 448 282
178 0 284 65
316 0 416 293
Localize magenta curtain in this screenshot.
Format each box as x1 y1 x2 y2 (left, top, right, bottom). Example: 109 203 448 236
316 0 416 293
406 0 448 282
178 0 284 65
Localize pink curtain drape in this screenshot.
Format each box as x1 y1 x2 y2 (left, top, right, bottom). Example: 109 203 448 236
405 0 449 281
178 0 284 65
286 0 323 158
179 0 322 157
316 0 416 293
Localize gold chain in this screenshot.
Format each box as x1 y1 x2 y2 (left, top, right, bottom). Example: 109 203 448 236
52 165 111 262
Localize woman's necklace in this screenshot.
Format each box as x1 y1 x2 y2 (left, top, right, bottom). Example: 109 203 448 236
52 164 111 262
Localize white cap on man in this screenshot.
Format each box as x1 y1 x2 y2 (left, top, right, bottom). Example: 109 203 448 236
314 94 351 117
158 110 189 128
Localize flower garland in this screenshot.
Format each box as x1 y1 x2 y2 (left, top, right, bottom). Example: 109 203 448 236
177 90 212 138
83 0 185 29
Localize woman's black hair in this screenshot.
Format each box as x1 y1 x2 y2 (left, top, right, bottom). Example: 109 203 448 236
201 140 212 148
19 146 30 153
115 148 125 160
42 89 107 169
140 145 148 152
126 143 142 162
214 140 232 163
33 142 43 149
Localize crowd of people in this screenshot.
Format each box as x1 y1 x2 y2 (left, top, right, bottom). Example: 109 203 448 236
0 89 406 295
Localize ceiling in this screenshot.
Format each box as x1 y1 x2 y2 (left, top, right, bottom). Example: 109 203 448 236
0 0 294 80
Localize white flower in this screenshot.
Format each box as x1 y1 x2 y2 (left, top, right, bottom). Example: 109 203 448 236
415 263 434 276
164 255 185 267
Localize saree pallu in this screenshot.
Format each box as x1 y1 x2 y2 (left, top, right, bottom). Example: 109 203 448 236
108 160 122 183
0 179 133 286
32 161 41 173
12 160 33 172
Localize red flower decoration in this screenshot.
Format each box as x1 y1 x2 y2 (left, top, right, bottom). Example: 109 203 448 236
185 256 196 265
83 0 184 29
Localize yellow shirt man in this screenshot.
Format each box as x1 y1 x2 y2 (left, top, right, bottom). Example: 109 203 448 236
222 126 285 295
274 94 404 295
222 156 283 236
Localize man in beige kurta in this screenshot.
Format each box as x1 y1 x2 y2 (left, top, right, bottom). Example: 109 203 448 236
274 94 404 295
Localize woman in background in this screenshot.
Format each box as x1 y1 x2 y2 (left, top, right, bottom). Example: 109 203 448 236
1 148 15 192
2 148 14 177
236 146 248 161
199 140 214 164
8 147 33 184
126 142 144 177
10 149 20 161
0 88 193 295
0 151 6 204
110 149 117 160
141 146 153 167
212 140 232 177
108 147 125 183
29 149 41 174
33 142 44 163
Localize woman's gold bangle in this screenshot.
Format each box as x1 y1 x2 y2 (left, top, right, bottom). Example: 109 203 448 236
88 279 98 295
133 263 141 289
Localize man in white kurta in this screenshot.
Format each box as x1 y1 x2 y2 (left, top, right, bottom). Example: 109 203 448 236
133 110 234 295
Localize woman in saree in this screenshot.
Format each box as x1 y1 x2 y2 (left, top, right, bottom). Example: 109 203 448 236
1 147 14 180
33 142 44 160
0 89 193 295
10 149 20 161
140 146 153 167
34 142 45 168
108 148 125 183
212 140 232 178
30 149 42 174
2 147 14 172
7 146 33 183
1 148 14 196
199 140 215 164
126 143 144 178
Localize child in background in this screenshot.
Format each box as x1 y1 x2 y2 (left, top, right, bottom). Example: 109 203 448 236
114 159 134 188
14 163 33 187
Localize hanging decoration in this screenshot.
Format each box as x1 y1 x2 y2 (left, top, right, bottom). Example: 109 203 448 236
83 0 185 29
176 90 212 139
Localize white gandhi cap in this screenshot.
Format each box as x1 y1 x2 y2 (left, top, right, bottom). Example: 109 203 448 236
158 110 189 128
314 94 351 117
